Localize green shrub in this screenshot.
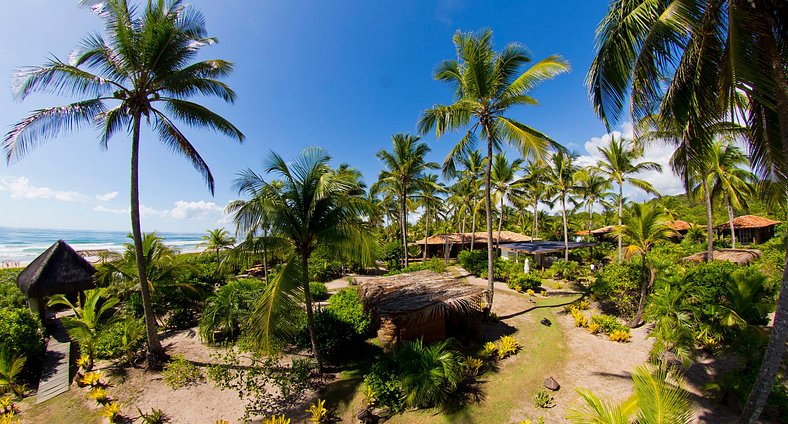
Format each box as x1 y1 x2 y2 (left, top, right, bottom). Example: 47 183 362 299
531 388 555 408
94 318 144 360
162 354 203 389
363 361 404 412
381 241 404 272
0 308 45 360
590 314 629 335
457 250 488 276
308 257 344 282
297 288 370 359
551 260 580 281
327 288 370 335
309 282 329 301
507 273 542 292
199 278 264 343
589 262 641 319
683 261 738 323
0 270 24 310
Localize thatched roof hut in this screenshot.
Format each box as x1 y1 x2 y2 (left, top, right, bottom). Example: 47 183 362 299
17 240 96 318
681 248 763 265
358 270 485 350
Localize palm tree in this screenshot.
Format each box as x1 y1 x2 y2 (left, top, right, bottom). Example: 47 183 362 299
418 29 569 309
374 134 438 268
49 289 119 369
237 148 375 370
616 203 674 327
417 174 446 261
588 2 786 418
520 160 550 239
455 150 486 251
0 347 26 397
546 151 579 260
593 136 662 262
3 0 244 366
574 168 613 242
708 142 755 249
396 338 462 408
200 228 236 266
490 153 524 249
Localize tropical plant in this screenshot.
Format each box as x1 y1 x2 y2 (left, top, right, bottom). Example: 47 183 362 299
306 398 328 423
707 141 756 249
199 228 236 266
0 349 25 397
199 278 264 343
419 29 569 311
261 416 291 424
490 153 524 248
453 150 486 249
88 387 110 404
102 401 123 423
531 388 555 409
3 0 244 366
49 289 119 368
0 308 44 361
395 338 463 408
574 168 613 241
546 150 579 260
162 354 202 389
417 173 446 261
374 134 438 267
79 371 104 388
237 148 375 370
520 160 550 238
495 335 521 359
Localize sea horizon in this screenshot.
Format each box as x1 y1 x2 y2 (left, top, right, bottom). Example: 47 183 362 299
0 225 205 266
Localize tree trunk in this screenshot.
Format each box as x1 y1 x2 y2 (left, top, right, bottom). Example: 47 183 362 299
401 193 408 268
726 196 737 249
587 202 594 243
423 205 429 261
301 253 323 371
497 196 504 250
561 192 569 261
470 200 477 251
740 18 788 421
628 253 651 327
617 181 623 262
484 135 495 310
130 114 164 368
703 178 714 262
532 197 539 239
262 235 269 285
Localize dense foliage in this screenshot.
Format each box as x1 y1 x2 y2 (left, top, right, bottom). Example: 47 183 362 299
589 261 642 319
199 278 265 343
0 270 24 310
296 288 371 359
0 308 45 360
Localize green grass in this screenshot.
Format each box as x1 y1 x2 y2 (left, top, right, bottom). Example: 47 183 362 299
19 389 103 424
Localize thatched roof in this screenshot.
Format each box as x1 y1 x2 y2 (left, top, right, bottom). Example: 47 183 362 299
358 270 485 322
714 215 781 230
16 240 97 298
576 225 616 236
414 231 539 245
500 240 598 254
667 220 693 232
681 248 763 265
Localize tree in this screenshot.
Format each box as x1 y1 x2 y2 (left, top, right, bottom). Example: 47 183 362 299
588 1 787 418
574 168 613 242
616 203 674 327
593 136 662 262
546 151 579 260
3 0 244 367
417 174 446 261
49 289 119 369
708 142 755 249
490 153 524 249
520 160 550 239
200 228 236 266
237 148 375 370
419 29 569 310
374 134 438 268
454 150 486 251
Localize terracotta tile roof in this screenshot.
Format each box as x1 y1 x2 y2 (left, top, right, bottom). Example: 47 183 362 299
414 231 540 245
667 220 693 231
714 215 781 229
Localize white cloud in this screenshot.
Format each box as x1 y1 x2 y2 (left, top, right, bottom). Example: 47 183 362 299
0 176 88 202
92 205 128 214
96 191 118 202
576 124 684 201
94 200 222 221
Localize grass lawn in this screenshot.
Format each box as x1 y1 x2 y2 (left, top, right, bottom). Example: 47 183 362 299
325 294 580 424
18 388 102 424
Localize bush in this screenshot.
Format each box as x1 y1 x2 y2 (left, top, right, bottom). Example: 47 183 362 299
381 241 404 272
551 260 580 281
609 330 632 343
683 261 738 324
507 273 542 292
199 278 264 343
590 314 629 335
0 308 45 360
458 250 488 276
162 354 203 389
363 361 404 412
309 282 329 301
589 262 642 319
326 288 370 335
297 288 370 359
308 257 344 282
94 318 144 360
0 270 24 310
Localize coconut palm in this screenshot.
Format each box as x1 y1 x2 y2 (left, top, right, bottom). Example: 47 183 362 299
396 338 463 408
616 203 674 327
593 136 662 262
199 278 264 343
49 289 119 369
417 174 446 261
418 29 569 309
374 134 438 268
520 160 550 239
490 153 524 249
3 0 244 366
237 148 375 370
707 142 755 248
574 168 614 242
546 151 579 260
588 2 786 417
199 228 236 266
455 150 486 251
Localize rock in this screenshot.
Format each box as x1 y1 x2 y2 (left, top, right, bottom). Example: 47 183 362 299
540 317 552 326
357 406 380 424
544 376 560 391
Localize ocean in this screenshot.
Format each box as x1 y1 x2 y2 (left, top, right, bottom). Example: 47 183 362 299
0 226 204 266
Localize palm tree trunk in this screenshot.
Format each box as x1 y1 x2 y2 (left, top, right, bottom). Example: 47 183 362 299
301 253 323 371
497 196 504 250
484 135 495 310
617 181 623 262
401 194 409 267
587 202 594 243
703 178 714 262
423 205 429 261
130 113 164 367
561 192 569 261
726 196 737 249
262 235 269 285
532 197 539 239
740 25 788 422
470 200 477 251
628 253 650 327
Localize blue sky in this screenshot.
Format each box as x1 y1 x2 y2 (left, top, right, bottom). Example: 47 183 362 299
0 0 680 233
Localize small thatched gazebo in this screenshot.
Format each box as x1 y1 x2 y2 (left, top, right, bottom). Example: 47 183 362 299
16 240 97 320
681 248 763 265
358 270 485 351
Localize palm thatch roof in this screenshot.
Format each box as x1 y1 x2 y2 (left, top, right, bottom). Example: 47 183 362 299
713 215 781 230
667 220 693 232
414 231 539 245
681 248 763 265
358 270 485 323
16 240 96 298
576 225 617 236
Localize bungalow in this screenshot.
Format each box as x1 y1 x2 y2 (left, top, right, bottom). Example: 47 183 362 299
714 215 781 245
414 230 539 259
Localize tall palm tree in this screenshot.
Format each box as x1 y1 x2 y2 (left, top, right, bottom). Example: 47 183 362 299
616 203 674 327
374 134 438 268
199 228 236 266
453 150 486 250
574 168 614 242
490 153 524 249
520 160 550 239
237 148 375 370
49 289 119 369
418 29 569 309
546 151 579 260
588 2 786 418
708 142 755 249
417 174 446 261
3 0 244 366
593 136 662 262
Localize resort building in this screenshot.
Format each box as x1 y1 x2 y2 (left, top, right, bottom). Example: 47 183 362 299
714 215 781 245
414 231 539 259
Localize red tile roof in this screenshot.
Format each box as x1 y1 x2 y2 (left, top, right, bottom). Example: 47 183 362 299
414 231 540 245
714 215 781 229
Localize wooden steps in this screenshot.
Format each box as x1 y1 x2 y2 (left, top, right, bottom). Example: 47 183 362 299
36 319 72 404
